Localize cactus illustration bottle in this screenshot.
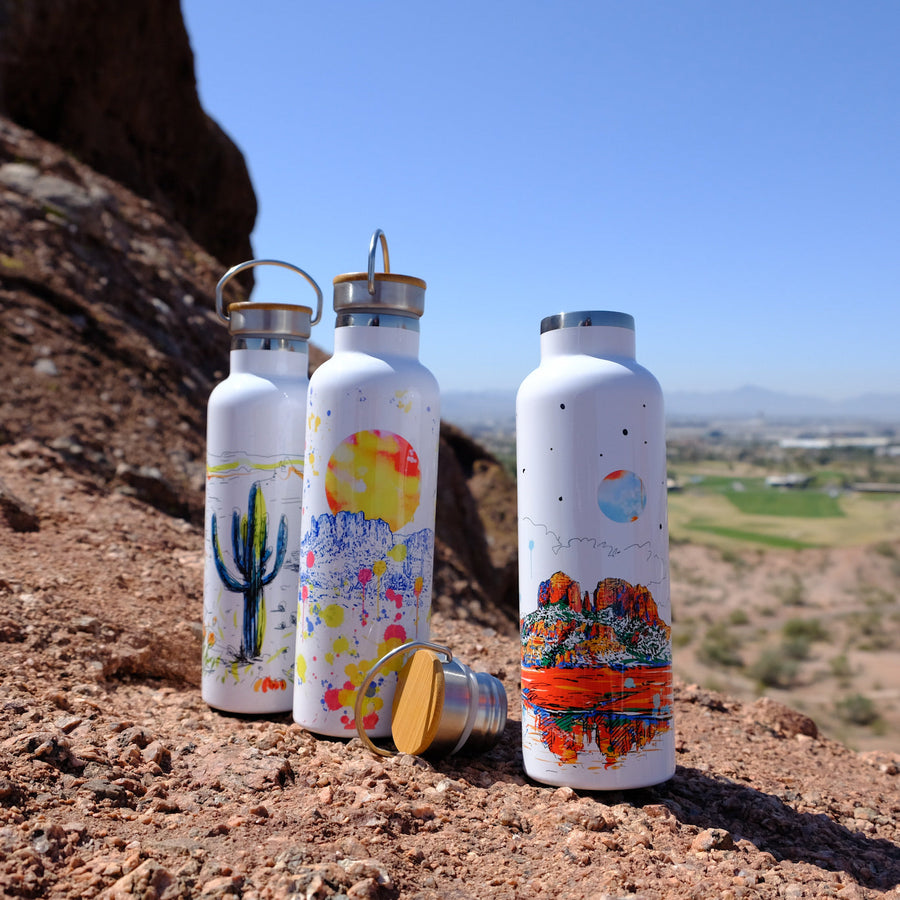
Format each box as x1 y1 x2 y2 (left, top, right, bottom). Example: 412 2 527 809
517 311 674 789
293 230 440 738
203 260 322 714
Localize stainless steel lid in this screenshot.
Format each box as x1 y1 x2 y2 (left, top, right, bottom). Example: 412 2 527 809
333 273 426 316
332 229 426 318
541 310 634 334
215 258 323 331
354 641 508 759
228 301 312 340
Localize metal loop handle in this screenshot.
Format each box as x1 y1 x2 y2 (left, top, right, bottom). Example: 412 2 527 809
215 258 323 325
367 229 391 295
354 640 452 757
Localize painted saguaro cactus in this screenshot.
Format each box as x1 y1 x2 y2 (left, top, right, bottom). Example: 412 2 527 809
211 481 288 663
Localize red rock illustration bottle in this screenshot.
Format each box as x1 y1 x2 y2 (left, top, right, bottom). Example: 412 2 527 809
293 231 440 738
203 260 322 714
517 311 674 789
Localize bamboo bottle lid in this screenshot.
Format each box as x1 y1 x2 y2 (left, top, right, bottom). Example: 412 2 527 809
355 640 507 758
391 649 445 755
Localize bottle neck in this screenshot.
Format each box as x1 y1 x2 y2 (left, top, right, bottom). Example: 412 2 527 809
229 344 309 376
333 321 421 358
540 324 635 361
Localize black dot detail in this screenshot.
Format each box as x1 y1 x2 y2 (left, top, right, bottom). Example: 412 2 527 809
558 496 563 501
560 403 566 409
623 428 629 436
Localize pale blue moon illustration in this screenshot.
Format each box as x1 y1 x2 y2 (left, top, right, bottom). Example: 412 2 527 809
597 469 646 522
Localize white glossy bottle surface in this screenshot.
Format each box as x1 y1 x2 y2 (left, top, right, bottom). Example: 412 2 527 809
293 325 440 737
203 348 308 713
517 314 674 789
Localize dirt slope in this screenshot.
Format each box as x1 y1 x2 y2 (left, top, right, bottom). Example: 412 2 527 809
1 461 899 898
1 114 899 900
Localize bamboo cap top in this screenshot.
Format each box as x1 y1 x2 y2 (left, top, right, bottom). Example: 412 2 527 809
391 649 445 755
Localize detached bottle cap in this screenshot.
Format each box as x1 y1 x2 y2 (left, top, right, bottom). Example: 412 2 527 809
355 641 507 758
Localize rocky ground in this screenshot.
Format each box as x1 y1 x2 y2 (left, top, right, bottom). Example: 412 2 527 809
1 456 900 899
1 106 900 899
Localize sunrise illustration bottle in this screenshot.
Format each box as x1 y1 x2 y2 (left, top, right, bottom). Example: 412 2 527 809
293 230 440 738
203 259 322 714
517 311 674 789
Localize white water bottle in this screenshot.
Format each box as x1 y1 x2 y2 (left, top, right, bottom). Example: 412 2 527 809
293 231 440 738
202 260 322 713
517 311 674 789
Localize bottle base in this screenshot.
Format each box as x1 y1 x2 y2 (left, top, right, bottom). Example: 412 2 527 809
202 687 293 716
523 762 675 792
292 715 392 742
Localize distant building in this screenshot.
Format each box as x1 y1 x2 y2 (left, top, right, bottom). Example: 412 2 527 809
850 482 900 494
779 438 831 450
779 436 891 450
765 473 812 488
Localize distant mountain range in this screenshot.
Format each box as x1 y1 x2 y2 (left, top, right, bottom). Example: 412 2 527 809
663 386 900 422
442 386 900 426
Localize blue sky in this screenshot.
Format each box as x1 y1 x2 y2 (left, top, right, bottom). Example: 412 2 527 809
182 1 899 400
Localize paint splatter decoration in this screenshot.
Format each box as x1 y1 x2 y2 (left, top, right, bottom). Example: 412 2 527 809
293 230 441 739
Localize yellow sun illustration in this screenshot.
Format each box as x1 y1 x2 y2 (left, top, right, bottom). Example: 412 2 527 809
325 430 421 531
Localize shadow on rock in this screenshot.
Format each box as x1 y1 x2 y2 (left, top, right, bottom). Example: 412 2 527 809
649 765 900 891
